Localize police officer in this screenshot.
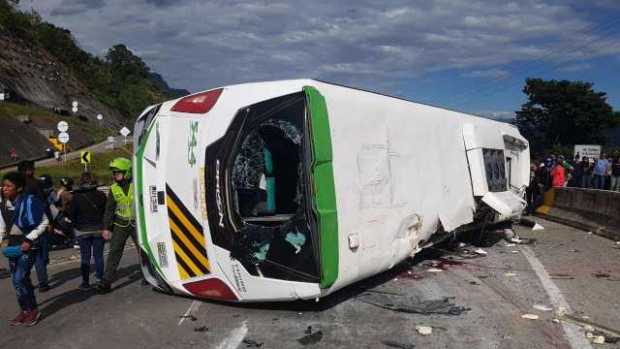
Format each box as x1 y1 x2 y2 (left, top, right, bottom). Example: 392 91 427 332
98 157 138 293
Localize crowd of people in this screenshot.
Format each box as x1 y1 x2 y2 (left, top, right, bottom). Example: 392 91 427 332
526 153 620 213
0 157 140 327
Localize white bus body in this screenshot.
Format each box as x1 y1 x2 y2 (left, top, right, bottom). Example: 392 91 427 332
133 79 529 302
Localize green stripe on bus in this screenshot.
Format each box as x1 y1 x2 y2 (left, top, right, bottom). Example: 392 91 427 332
135 121 163 276
303 85 339 289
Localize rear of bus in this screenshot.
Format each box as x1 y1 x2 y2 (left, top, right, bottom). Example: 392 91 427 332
133 81 338 302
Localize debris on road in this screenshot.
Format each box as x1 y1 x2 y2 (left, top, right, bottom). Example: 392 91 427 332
533 304 553 312
297 330 323 345
508 237 536 245
561 313 620 340
550 273 575 280
593 272 611 279
429 244 486 260
568 249 580 253
398 270 425 280
504 272 517 277
585 332 605 345
415 325 433 336
194 326 208 332
178 314 197 322
426 268 443 273
382 340 416 349
473 248 488 256
242 338 264 347
532 223 544 231
602 334 620 344
358 295 470 316
521 314 539 320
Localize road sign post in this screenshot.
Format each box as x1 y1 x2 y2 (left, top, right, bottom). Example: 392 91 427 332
58 131 70 166
120 127 131 145
80 151 92 172
57 120 68 133
97 114 103 128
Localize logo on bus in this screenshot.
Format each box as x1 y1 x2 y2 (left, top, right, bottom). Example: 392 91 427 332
187 121 198 167
215 159 225 228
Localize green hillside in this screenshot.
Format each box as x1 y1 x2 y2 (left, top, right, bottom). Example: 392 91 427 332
0 0 187 120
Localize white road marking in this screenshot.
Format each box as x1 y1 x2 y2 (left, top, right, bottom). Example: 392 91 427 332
178 300 202 326
215 321 248 349
521 246 593 349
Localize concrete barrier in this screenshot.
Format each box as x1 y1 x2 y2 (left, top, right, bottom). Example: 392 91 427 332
535 187 620 241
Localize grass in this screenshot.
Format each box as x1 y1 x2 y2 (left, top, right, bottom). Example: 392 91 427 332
35 144 133 186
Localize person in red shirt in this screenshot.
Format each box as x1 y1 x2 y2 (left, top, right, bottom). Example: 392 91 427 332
551 162 566 187
9 148 18 161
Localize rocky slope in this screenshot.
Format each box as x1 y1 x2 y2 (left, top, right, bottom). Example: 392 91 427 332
0 30 124 128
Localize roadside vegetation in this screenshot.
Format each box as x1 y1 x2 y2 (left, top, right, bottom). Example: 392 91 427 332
514 78 620 157
0 102 109 143
35 145 133 186
0 0 186 120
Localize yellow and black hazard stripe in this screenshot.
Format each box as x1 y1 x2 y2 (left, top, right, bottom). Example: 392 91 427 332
166 184 210 280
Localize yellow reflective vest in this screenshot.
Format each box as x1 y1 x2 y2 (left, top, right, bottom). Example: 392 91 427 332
110 183 134 221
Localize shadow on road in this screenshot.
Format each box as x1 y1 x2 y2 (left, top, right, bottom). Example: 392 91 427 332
0 267 10 280
47 266 82 288
190 228 510 314
39 264 141 320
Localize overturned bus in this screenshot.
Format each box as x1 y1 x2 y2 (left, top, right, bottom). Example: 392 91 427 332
132 79 529 302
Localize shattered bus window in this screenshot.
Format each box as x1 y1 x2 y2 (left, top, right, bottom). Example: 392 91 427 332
225 93 319 283
483 148 507 192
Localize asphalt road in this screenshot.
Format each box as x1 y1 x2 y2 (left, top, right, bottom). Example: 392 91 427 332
0 218 619 349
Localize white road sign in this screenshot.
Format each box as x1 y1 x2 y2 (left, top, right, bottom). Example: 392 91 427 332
58 132 70 144
574 145 601 161
57 121 69 132
72 100 78 108
120 127 131 137
72 106 78 113
96 114 103 120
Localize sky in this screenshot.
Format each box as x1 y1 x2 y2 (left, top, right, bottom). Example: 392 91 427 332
18 0 620 119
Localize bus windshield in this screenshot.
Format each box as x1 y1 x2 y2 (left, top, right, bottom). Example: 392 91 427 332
218 92 320 283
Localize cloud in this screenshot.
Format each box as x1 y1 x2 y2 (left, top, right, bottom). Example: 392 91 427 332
463 68 510 80
19 0 620 96
49 0 104 16
557 63 593 72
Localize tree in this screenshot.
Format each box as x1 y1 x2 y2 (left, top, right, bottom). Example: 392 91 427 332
105 44 150 81
515 78 616 154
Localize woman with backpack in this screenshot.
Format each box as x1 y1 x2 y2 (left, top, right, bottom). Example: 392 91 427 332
67 172 107 291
